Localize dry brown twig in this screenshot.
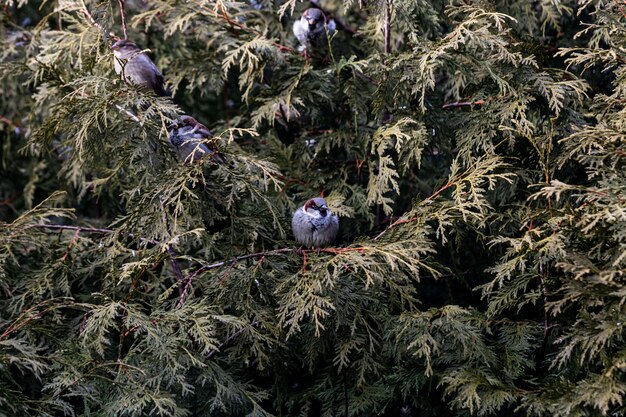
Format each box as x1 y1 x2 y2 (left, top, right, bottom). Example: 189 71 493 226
117 0 128 39
212 4 296 54
383 0 393 54
373 174 462 241
175 245 368 308
206 319 260 359
6 223 158 245
79 0 118 39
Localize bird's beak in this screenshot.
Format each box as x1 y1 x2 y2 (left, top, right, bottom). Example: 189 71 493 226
111 45 119 51
308 19 317 25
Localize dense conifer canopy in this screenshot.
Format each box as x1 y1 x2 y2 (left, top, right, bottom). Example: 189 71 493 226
1 0 625 416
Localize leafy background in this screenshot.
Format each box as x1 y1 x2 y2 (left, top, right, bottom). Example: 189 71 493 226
1 0 625 416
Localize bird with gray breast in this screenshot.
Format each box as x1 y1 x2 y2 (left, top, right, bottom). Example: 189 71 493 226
111 39 168 96
168 116 225 164
292 197 339 247
292 8 336 54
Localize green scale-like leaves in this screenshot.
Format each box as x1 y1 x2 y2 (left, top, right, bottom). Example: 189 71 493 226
1 0 625 416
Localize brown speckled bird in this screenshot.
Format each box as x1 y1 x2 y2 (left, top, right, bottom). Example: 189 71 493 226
167 116 225 164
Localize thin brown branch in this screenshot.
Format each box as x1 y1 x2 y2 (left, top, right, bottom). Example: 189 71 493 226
206 319 259 359
22 223 113 235
383 0 392 54
1 308 48 339
212 6 296 54
343 369 349 417
534 258 554 371
575 186 626 204
276 174 307 186
176 248 295 308
168 246 185 281
117 0 128 39
442 99 486 109
0 192 20 212
80 0 101 28
442 93 514 110
163 214 185 292
175 246 366 308
6 223 159 245
58 2 137 123
0 115 17 127
354 69 379 86
60 229 81 262
0 299 81 340
373 175 461 241
538 268 549 339
114 104 141 123
80 0 118 39
117 310 127 366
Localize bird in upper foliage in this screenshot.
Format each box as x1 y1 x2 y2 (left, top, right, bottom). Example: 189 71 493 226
292 8 336 54
292 197 339 247
167 116 225 164
111 39 169 96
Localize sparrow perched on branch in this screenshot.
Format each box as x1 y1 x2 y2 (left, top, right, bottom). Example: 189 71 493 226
292 197 339 247
292 8 336 54
167 116 225 164
111 39 169 96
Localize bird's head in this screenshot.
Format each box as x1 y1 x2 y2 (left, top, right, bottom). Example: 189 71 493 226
168 115 194 130
180 115 199 127
169 115 212 138
304 197 330 218
302 8 325 29
111 39 140 58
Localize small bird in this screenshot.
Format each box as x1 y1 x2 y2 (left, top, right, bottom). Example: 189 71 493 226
111 39 168 96
167 115 225 164
292 197 339 247
292 8 336 54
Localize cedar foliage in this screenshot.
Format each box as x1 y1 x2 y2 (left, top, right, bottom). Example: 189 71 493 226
1 0 625 416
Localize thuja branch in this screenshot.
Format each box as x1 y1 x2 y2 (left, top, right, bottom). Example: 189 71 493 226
163 211 185 293
79 0 118 39
169 246 185 284
442 99 486 109
211 5 296 54
176 248 295 308
1 305 56 340
77 2 146 123
176 246 367 308
442 95 508 109
0 298 86 340
206 319 260 359
22 223 112 235
7 223 158 245
373 174 462 241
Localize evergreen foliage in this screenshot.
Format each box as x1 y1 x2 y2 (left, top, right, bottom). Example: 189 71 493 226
1 0 625 416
